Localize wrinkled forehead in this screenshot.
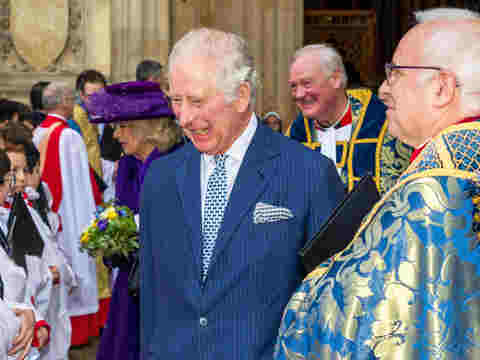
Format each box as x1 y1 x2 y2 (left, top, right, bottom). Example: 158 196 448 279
289 54 327 80
169 58 219 94
392 28 424 65
392 20 461 65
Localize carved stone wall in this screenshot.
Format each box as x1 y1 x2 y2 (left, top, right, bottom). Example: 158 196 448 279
0 0 110 103
0 0 303 130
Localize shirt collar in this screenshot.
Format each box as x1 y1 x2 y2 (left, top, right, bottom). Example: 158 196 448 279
204 113 257 164
314 96 350 131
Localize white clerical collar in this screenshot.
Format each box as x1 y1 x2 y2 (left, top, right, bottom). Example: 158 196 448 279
204 112 257 164
315 97 350 131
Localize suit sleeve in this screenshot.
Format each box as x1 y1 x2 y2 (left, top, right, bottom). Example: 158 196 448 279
306 155 345 240
139 170 154 360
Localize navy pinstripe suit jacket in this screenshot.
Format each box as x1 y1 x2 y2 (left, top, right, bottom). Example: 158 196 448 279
140 124 345 360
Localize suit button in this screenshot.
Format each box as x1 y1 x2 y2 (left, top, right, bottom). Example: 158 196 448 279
199 317 208 327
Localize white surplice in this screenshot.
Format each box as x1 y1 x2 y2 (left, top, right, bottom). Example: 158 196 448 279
33 124 98 319
0 235 43 360
27 203 74 360
0 299 21 360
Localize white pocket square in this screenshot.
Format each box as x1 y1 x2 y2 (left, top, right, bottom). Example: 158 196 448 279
253 202 294 224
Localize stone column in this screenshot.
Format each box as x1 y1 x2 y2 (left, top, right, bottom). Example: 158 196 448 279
143 0 170 64
171 0 201 44
276 0 303 129
111 0 129 81
111 0 171 82
174 0 303 129
85 0 111 77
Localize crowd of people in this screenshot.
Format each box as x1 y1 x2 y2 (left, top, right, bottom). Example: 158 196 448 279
0 5 479 360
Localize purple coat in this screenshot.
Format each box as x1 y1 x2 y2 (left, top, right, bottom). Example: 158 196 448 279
97 146 176 360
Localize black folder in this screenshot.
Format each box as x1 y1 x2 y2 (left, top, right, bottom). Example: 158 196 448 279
7 192 44 272
299 174 380 274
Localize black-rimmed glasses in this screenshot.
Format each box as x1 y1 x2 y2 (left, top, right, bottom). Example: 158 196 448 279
384 63 443 85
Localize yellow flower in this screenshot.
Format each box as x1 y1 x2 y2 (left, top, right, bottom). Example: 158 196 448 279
102 207 118 220
81 232 90 244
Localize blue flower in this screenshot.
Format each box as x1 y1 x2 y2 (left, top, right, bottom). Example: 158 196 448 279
119 209 127 217
97 219 108 231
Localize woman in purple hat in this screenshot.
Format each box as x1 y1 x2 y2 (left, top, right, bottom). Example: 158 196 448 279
87 81 183 360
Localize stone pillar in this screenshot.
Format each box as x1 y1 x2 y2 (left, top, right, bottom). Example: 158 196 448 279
111 0 129 82
111 0 171 82
171 0 201 44
85 0 111 77
143 0 170 63
171 0 303 129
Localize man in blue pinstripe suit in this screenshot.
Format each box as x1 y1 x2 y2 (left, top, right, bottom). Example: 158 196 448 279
139 28 345 360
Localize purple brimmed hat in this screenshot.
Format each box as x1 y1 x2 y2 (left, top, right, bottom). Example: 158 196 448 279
86 81 174 124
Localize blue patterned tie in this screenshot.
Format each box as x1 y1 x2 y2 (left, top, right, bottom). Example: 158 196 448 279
202 154 228 281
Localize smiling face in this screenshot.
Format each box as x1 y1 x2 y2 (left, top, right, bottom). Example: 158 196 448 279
288 54 342 126
169 58 251 155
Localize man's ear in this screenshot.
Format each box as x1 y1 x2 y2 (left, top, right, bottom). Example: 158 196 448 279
432 71 457 108
329 70 343 89
234 82 252 113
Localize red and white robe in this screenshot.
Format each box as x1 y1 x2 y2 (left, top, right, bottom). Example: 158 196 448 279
33 114 99 346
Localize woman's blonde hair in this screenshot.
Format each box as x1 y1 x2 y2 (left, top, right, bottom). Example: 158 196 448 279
127 117 182 153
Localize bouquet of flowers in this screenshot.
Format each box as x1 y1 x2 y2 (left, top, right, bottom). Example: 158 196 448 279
80 202 139 258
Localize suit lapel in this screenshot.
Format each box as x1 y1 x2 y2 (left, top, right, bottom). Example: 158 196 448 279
208 126 280 270
176 144 203 279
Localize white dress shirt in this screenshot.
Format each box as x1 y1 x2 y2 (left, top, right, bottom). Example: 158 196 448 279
311 100 352 167
201 113 258 216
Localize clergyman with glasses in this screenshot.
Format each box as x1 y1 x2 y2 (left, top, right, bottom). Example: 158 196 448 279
286 43 411 194
275 7 480 360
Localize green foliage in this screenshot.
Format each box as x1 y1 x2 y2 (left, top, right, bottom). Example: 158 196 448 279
79 202 139 258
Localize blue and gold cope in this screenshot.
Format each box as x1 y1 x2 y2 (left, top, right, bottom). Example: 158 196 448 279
287 88 412 194
275 120 480 359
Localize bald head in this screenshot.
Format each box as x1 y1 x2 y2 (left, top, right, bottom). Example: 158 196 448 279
379 9 480 147
414 7 480 24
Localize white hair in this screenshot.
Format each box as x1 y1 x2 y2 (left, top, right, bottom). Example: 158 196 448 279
42 82 73 110
414 7 480 24
168 28 258 110
414 8 480 114
291 44 348 88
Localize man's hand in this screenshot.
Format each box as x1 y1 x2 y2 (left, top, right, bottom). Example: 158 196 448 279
8 308 35 360
35 327 49 349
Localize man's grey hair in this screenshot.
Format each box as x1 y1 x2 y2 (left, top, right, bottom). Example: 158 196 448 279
413 8 480 114
42 82 73 110
291 44 348 88
168 28 258 110
414 7 480 24
136 60 163 82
